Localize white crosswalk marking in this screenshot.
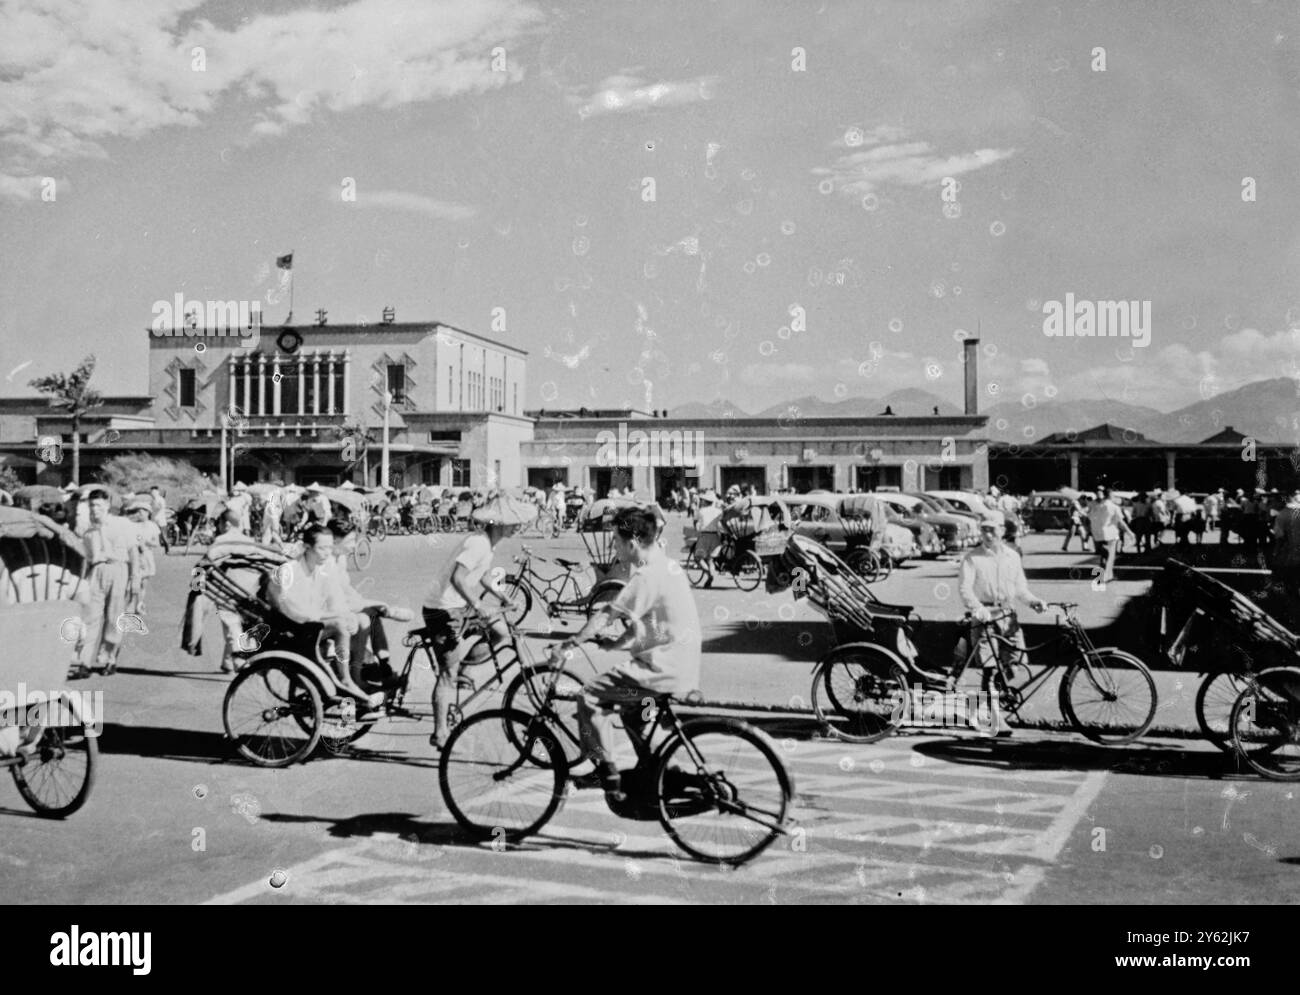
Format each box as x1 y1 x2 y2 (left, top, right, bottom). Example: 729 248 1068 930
207 733 1105 904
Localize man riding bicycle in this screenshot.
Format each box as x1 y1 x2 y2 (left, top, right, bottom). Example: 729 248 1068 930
421 493 531 749
558 506 702 802
956 517 1047 737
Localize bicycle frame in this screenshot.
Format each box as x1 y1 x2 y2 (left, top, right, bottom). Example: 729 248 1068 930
390 616 525 721
512 550 592 615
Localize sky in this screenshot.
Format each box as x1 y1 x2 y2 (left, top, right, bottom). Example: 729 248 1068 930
2 0 1300 417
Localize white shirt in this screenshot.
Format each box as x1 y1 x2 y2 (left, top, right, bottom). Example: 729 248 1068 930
1087 499 1125 541
607 552 702 693
422 532 495 611
269 555 342 623
696 506 722 533
958 543 1037 610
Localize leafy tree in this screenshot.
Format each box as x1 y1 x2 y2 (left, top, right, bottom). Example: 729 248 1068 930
28 356 103 486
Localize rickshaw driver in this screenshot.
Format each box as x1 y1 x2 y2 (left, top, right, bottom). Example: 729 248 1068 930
268 524 382 706
956 518 1047 737
422 499 523 750
559 507 702 802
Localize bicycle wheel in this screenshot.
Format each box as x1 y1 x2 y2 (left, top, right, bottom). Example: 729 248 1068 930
1196 671 1251 753
317 699 377 753
684 554 708 588
372 518 388 542
503 664 590 771
733 551 763 592
845 547 884 583
438 709 567 841
1059 649 1157 745
223 662 324 767
812 643 910 743
655 717 792 865
11 710 97 818
351 534 373 571
1229 667 1300 779
501 576 533 627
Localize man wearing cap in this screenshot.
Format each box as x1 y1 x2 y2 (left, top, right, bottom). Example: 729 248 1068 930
957 518 1047 737
74 488 142 676
691 490 724 587
421 494 528 748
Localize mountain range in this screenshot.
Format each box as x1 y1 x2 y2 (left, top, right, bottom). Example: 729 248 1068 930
669 378 1299 445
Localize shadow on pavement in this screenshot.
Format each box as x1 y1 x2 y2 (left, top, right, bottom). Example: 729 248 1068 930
912 736 1264 781
95 722 240 764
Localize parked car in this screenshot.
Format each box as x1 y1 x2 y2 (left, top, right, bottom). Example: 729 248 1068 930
1024 491 1077 532
873 491 969 554
904 492 981 546
925 489 1001 525
781 493 920 566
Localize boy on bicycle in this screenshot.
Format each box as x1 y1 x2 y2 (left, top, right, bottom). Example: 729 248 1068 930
421 494 528 749
559 506 702 802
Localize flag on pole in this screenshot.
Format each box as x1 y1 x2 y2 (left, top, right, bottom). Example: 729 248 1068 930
276 253 294 270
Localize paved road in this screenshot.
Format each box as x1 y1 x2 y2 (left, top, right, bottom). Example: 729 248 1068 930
3 524 1298 903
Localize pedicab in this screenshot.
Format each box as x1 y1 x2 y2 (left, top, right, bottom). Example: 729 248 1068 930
181 492 226 553
683 496 780 591
780 492 901 582
10 485 65 513
1158 559 1300 776
0 506 98 816
317 485 373 569
499 496 638 626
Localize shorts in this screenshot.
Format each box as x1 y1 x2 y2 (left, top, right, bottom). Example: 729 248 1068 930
420 608 462 663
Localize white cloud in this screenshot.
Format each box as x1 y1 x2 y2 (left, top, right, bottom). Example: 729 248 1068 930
352 189 476 221
739 363 815 387
0 0 543 200
570 72 718 119
813 127 1015 196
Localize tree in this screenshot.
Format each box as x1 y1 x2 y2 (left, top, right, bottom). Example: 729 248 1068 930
29 356 103 486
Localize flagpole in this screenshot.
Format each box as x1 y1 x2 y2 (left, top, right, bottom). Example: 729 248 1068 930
287 248 295 324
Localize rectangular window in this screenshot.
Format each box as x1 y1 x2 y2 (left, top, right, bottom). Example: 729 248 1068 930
232 368 244 414
387 364 406 404
281 362 299 414
451 458 471 488
304 360 315 413
179 368 197 408
333 363 346 414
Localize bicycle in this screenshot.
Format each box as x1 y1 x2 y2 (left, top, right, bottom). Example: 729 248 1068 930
311 612 596 760
683 535 763 591
348 531 373 571
812 601 1157 746
499 545 626 628
1227 666 1300 780
438 647 795 865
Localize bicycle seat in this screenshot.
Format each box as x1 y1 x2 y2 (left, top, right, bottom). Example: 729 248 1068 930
554 557 585 569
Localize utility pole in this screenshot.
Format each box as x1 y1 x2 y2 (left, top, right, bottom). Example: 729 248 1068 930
381 390 392 488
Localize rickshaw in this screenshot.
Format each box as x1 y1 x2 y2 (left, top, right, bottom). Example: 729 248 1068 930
10 484 65 513
181 493 226 554
779 493 902 582
765 534 1157 745
682 496 776 591
499 497 635 626
0 506 98 817
316 486 373 569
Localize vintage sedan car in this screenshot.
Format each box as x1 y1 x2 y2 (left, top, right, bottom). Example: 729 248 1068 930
925 489 1002 525
1024 491 1078 532
781 493 920 565
904 492 981 546
872 491 969 554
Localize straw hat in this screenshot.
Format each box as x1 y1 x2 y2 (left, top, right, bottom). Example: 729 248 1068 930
472 492 539 526
307 482 324 492
232 481 248 492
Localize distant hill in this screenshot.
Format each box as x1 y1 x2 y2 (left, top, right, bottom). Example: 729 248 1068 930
669 378 1300 443
983 398 1164 443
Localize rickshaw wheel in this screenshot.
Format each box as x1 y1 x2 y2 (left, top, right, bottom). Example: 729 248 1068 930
11 716 98 819
350 534 373 571
733 551 764 592
684 554 709 588
223 662 323 767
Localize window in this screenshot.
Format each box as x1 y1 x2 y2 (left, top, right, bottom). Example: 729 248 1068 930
281 362 299 413
333 363 346 414
179 368 197 407
451 458 471 488
494 459 502 486
387 364 406 404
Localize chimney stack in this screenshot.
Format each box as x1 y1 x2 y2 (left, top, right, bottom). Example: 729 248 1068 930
963 338 979 415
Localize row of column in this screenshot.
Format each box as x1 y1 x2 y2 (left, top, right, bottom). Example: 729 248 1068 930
226 351 350 416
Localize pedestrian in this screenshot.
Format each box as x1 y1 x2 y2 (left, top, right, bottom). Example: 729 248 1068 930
1061 494 1091 552
1204 488 1224 534
122 498 160 616
148 484 170 553
1129 492 1151 553
692 491 724 587
1087 486 1132 586
1271 487 1300 602
260 485 284 547
71 488 142 677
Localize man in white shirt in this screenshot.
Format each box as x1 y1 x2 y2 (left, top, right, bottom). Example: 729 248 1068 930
269 523 379 705
227 482 253 534
260 486 284 547
1087 487 1132 585
421 506 518 747
562 506 701 801
957 518 1046 737
75 489 142 676
326 520 413 687
148 485 170 553
692 491 724 586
